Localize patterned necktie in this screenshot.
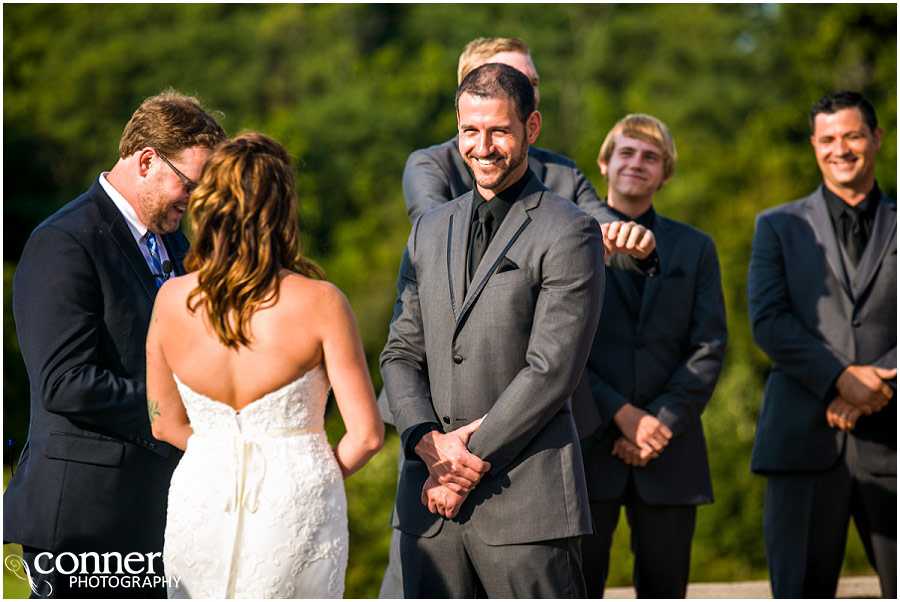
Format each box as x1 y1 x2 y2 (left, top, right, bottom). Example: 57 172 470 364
469 201 494 281
146 232 167 288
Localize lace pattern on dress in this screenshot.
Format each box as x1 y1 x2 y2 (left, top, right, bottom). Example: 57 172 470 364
163 365 348 599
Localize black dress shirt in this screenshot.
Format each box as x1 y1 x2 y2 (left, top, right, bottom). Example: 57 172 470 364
823 183 881 266
468 169 533 280
603 201 660 294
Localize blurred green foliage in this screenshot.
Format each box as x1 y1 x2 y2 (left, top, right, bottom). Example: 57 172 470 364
3 4 894 597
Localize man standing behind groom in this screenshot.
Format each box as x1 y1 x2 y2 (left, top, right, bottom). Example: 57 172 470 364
5 91 226 598
580 114 727 597
381 63 603 597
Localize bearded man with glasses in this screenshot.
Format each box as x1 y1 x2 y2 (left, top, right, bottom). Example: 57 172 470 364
5 90 226 598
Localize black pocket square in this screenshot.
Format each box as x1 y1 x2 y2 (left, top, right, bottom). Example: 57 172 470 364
496 257 519 273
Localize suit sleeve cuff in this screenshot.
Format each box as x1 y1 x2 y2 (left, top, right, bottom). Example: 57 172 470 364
636 249 660 277
405 423 441 460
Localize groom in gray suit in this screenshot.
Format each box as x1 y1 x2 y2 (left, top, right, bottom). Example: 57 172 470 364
379 36 657 598
381 63 603 597
748 91 896 597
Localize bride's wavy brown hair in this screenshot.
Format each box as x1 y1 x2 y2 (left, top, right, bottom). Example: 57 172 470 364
184 131 324 348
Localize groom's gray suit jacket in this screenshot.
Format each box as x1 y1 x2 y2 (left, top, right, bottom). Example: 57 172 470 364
381 174 604 545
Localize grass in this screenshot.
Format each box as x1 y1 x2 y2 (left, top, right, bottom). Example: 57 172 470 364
4 466 31 599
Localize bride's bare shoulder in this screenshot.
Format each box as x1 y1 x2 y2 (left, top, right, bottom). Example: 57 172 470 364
279 271 350 316
154 273 199 311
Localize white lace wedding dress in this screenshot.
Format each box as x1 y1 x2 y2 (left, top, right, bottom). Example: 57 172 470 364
163 364 348 598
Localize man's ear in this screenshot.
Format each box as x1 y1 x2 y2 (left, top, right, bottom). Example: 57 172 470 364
598 161 609 177
525 110 542 145
137 148 156 177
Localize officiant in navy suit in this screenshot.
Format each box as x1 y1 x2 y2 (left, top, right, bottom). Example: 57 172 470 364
4 91 226 598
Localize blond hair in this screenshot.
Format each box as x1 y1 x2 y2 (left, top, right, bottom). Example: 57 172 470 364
184 131 324 348
457 37 530 84
598 114 677 181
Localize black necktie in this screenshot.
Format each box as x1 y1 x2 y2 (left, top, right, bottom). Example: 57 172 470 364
469 201 494 281
840 210 865 266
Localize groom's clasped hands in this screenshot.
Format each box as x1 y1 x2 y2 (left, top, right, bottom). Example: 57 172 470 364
414 417 491 519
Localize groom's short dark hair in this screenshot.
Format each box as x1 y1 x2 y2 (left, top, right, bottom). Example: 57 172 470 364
455 63 535 125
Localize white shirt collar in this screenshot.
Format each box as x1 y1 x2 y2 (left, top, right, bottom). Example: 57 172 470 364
98 173 170 266
98 172 149 244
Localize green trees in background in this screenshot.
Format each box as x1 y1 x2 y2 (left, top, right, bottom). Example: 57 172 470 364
4 4 895 597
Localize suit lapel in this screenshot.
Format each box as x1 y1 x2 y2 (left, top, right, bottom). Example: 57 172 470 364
162 231 190 276
446 193 472 320
806 187 853 298
454 179 539 334
852 196 897 299
93 184 158 300
637 211 668 329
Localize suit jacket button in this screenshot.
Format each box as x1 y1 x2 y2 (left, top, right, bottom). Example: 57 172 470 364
149 443 156 449
442 416 451 424
852 319 862 327
453 354 463 364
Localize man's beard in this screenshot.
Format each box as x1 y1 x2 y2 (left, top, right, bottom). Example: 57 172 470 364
469 137 528 192
138 190 178 234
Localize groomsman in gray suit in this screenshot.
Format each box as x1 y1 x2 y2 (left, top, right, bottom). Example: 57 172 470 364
378 36 658 597
748 91 896 597
579 114 727 597
381 63 603 597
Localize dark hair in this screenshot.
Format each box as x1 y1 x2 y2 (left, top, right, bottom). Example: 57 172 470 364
119 89 227 158
184 131 324 348
809 91 878 135
455 63 535 125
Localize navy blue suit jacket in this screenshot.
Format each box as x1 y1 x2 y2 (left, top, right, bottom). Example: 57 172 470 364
748 186 896 475
5 180 187 556
583 206 726 505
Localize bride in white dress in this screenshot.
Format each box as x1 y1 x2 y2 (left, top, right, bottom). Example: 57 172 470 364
146 132 383 598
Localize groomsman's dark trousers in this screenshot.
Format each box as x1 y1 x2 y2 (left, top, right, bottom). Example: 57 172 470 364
581 476 697 598
763 437 896 598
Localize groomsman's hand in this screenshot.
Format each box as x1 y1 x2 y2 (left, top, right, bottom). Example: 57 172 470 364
835 365 896 415
600 221 656 260
825 396 862 432
415 417 491 495
611 436 651 467
613 403 672 459
422 474 468 519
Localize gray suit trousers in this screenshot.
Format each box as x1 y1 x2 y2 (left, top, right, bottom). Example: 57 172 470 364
400 522 586 598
